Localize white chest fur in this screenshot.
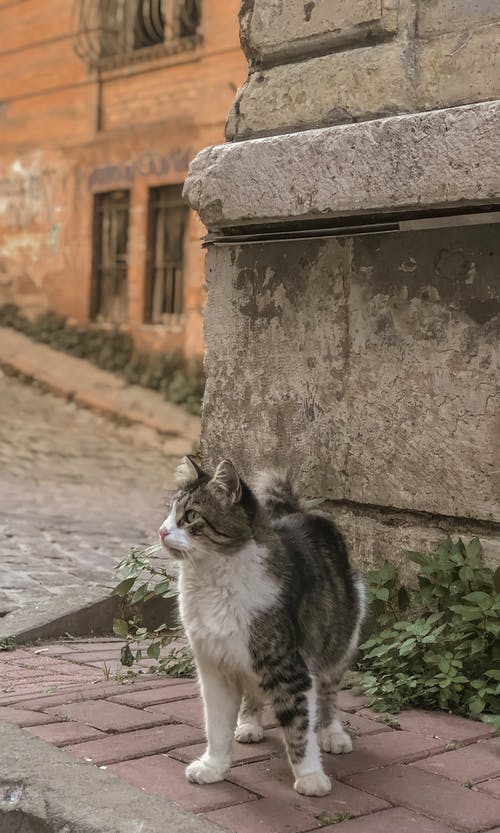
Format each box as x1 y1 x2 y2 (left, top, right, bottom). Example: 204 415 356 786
178 542 278 675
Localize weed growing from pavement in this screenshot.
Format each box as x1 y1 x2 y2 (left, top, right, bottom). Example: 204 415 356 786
111 545 195 678
358 536 500 728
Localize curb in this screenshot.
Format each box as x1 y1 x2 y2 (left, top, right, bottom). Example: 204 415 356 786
0 327 200 447
0 588 178 645
0 722 222 833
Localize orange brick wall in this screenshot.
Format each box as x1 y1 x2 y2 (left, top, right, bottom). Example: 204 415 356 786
0 0 247 360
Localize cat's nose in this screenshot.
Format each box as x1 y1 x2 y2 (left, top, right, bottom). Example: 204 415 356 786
159 528 169 539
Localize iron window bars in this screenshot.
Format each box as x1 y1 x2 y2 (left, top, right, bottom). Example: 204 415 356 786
145 184 188 322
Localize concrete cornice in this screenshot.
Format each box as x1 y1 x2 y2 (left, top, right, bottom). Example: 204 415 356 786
184 101 500 231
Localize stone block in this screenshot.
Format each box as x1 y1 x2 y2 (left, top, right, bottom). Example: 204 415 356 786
200 225 500 526
240 0 399 66
205 796 322 833
314 806 459 832
187 103 500 229
417 25 500 110
226 41 414 140
25 721 105 747
417 0 500 36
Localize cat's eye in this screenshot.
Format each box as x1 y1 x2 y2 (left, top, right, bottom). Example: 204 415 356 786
184 509 199 524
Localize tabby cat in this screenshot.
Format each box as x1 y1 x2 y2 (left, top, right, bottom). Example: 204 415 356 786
159 456 366 796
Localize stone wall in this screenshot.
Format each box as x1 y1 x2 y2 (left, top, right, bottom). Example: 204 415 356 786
228 0 500 139
185 1 500 573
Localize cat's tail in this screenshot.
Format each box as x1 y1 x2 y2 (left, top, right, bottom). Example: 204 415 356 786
253 470 305 519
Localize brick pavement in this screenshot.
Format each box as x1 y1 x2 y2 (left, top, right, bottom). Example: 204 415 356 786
1 639 499 833
0 371 183 615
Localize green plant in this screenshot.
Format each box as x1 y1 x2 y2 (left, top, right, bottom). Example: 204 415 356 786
358 537 500 727
111 545 195 678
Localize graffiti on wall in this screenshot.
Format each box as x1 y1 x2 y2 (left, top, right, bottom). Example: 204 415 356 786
87 148 196 190
0 156 61 230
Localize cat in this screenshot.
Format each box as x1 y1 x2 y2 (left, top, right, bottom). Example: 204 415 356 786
159 455 366 797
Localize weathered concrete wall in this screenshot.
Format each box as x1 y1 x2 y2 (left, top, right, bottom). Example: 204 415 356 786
228 0 500 139
201 227 500 570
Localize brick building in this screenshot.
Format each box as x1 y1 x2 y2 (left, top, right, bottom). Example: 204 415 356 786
0 0 246 360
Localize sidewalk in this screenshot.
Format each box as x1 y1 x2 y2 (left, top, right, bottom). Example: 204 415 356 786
1 640 499 833
0 326 200 450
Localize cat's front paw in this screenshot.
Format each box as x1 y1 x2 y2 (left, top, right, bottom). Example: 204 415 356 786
235 722 264 743
294 771 332 797
319 726 353 754
185 758 227 784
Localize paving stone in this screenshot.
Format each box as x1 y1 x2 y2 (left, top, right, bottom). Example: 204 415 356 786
67 723 205 765
108 682 199 707
108 754 258 813
411 738 500 783
337 691 368 713
322 730 446 779
170 729 284 767
0 708 59 727
2 675 182 709
0 372 181 613
204 796 322 833
24 721 106 746
146 697 204 727
44 700 170 732
348 764 500 832
226 755 389 818
476 778 500 798
393 710 495 742
339 710 390 737
314 806 458 832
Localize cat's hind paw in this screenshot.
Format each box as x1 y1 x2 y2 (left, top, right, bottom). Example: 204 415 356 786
185 758 227 784
294 771 332 797
319 725 353 754
234 722 264 743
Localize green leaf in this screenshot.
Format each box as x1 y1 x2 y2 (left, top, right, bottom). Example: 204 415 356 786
399 638 417 656
113 618 129 638
120 643 134 667
466 538 482 559
459 566 474 583
468 696 485 717
147 642 161 660
485 670 500 682
405 551 428 566
131 583 150 604
112 578 136 597
463 591 492 609
153 579 172 596
374 587 390 602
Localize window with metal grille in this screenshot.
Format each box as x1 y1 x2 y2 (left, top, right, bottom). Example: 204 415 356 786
91 191 130 324
145 185 187 322
74 1 202 67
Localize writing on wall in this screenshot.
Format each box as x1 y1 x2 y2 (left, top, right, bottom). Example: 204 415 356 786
87 148 196 190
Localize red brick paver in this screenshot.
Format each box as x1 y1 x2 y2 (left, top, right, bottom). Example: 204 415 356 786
411 737 500 783
44 699 170 732
25 721 106 746
108 754 258 813
67 723 205 766
2 641 500 833
316 806 458 833
348 764 500 832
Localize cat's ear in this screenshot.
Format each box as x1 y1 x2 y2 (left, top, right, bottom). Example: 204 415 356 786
210 459 242 503
175 455 203 487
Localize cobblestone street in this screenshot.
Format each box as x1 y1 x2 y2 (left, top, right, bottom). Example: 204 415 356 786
0 373 179 616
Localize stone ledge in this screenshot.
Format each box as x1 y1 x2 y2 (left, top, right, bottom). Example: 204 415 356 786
184 101 500 230
0 722 220 833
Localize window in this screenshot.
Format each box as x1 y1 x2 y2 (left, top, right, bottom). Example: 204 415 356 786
91 191 130 324
145 185 188 322
74 1 202 68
